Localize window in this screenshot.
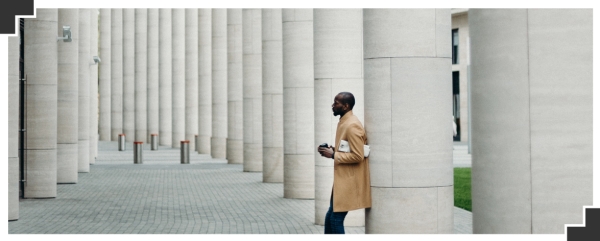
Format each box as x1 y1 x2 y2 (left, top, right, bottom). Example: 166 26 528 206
452 29 459 65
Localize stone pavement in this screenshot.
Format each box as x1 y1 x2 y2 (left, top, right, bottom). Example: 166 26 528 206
8 141 472 234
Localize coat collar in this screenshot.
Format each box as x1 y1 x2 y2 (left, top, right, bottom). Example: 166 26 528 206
339 110 354 124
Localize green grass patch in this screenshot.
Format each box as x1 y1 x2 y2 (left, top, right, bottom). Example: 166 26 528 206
454 168 472 211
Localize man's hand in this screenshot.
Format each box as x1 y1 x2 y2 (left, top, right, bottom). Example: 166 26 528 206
318 146 335 159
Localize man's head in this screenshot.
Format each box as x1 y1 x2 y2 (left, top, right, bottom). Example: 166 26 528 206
332 92 355 117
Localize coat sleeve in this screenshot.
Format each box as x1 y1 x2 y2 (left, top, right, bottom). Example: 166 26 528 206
334 123 365 164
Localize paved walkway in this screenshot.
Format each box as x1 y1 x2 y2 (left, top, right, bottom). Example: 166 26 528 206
8 141 472 234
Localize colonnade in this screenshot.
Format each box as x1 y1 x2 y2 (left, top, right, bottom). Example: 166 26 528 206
7 8 591 235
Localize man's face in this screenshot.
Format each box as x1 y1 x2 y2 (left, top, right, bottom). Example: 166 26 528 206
332 95 346 116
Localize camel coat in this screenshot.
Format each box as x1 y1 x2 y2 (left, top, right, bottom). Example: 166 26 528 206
332 110 372 212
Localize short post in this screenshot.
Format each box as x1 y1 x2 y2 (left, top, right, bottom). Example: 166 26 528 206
134 141 143 164
118 134 126 151
151 134 158 151
180 140 190 164
194 134 198 153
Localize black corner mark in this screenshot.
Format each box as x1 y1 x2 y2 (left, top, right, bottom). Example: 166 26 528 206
0 0 34 34
567 208 600 241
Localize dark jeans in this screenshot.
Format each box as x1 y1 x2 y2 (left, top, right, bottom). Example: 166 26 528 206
324 196 348 234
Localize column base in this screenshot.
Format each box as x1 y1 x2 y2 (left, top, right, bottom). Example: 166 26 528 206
365 186 453 234
262 147 283 183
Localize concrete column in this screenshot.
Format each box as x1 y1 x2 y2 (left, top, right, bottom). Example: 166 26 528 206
211 9 227 159
313 9 364 226
172 8 185 148
159 9 172 146
90 9 99 162
135 8 148 142
78 8 90 173
147 9 159 143
470 9 592 234
185 8 198 151
363 9 453 233
261 9 283 183
111 9 123 141
123 8 135 139
99 9 111 141
24 9 58 198
9 36 20 220
242 9 262 172
227 9 243 164
57 8 79 183
282 9 314 199
198 9 212 154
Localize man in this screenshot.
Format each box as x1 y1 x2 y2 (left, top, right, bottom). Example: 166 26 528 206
317 92 371 234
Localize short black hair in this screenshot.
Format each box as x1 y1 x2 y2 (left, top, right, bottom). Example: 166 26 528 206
337 92 355 110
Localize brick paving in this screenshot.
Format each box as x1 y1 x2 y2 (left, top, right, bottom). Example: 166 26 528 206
8 141 472 234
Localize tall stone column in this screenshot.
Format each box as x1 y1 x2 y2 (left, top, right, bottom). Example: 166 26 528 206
147 8 159 143
9 36 20 220
261 9 283 183
78 8 90 173
242 9 262 172
198 9 212 154
227 9 243 164
211 9 227 159
90 9 99 162
111 9 123 141
24 9 58 198
57 8 79 183
172 8 185 148
122 8 135 140
282 9 314 199
159 9 172 146
470 9 592 234
363 9 453 233
313 9 364 226
135 8 148 143
99 9 111 141
185 8 199 151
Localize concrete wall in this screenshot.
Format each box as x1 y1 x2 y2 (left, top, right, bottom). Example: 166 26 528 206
89 9 99 162
159 8 172 146
242 9 263 172
24 9 58 198
110 9 123 141
134 9 148 143
185 8 199 150
313 8 364 226
8 36 20 220
78 8 90 173
99 9 111 141
198 9 212 155
282 9 315 199
122 9 135 141
261 8 284 183
147 9 159 143
172 9 185 148
470 9 593 234
57 8 79 183
363 9 453 234
211 9 228 159
227 9 243 164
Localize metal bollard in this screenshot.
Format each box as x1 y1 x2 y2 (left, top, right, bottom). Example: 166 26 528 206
151 134 158 151
118 134 126 151
180 140 190 164
134 141 143 164
194 135 199 153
